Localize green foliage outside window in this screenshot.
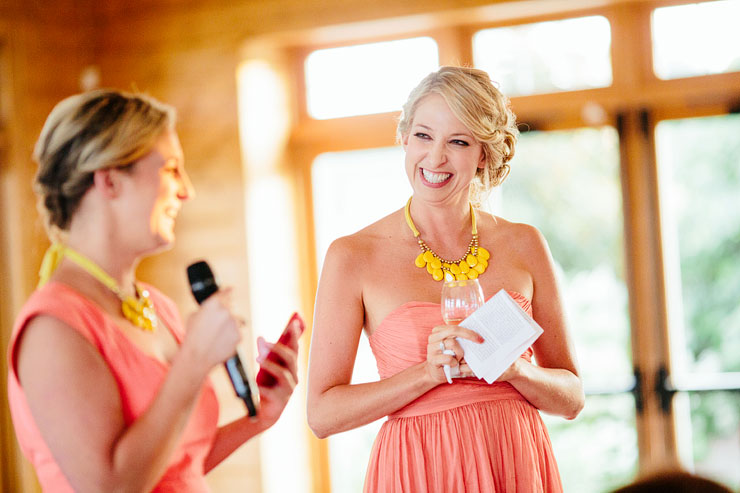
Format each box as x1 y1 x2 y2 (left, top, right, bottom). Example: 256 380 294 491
657 115 740 489
502 127 635 492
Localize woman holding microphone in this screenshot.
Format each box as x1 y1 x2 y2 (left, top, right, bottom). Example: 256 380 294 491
7 89 298 492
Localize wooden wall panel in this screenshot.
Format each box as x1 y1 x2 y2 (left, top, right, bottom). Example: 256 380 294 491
1 1 97 491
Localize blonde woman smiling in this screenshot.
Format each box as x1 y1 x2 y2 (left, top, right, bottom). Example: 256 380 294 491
307 67 584 493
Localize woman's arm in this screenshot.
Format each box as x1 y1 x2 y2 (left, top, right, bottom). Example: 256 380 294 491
498 225 585 419
306 238 481 438
16 291 241 493
203 340 299 472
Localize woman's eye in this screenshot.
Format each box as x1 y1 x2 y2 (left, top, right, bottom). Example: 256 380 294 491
451 139 469 146
164 158 181 175
414 132 430 140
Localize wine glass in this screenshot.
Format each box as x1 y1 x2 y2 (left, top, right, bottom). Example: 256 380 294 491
441 279 485 325
440 279 485 381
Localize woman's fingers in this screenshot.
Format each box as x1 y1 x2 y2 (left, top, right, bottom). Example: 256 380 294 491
424 346 458 383
257 356 297 391
256 354 299 426
429 348 460 370
442 338 466 360
184 287 245 369
258 342 299 381
202 287 234 311
256 337 272 363
458 361 475 378
428 328 482 362
425 325 482 384
271 342 298 375
430 325 484 344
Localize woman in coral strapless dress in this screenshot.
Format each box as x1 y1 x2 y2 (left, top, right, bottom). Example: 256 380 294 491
307 66 584 493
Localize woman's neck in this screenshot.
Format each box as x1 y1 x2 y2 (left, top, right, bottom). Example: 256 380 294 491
407 195 475 259
63 230 139 298
408 195 472 238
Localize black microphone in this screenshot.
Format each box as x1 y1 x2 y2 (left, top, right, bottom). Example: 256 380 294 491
187 260 257 417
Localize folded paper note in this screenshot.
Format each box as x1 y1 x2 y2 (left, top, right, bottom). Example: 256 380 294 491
456 289 544 384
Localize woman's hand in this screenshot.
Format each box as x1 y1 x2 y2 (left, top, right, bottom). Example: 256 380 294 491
201 333 300 471
425 325 484 384
255 337 299 429
496 356 527 383
182 288 243 375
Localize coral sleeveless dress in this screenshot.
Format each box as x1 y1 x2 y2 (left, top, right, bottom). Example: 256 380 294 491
364 291 562 493
7 282 219 492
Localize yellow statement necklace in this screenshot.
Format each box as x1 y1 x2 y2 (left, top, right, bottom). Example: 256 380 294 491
38 244 159 332
405 197 490 282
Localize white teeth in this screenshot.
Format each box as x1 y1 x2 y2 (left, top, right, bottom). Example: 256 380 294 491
422 168 451 184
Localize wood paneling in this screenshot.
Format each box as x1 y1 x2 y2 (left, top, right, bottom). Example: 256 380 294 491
1 0 97 490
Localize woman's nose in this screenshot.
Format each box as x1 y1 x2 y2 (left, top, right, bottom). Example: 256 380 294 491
427 141 447 168
177 169 196 200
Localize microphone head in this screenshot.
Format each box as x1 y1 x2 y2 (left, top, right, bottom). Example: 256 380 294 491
187 260 219 304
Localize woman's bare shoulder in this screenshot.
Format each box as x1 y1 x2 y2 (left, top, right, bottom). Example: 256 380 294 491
477 213 551 268
479 212 544 243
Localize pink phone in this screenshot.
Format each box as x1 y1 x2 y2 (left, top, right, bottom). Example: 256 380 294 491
256 312 305 387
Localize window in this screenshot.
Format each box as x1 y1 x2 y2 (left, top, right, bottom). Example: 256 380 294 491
305 37 439 119
656 114 740 488
502 127 636 492
652 0 740 79
312 147 410 265
312 147 410 492
473 16 612 96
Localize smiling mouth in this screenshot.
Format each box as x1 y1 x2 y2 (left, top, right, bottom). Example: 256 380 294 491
421 168 452 184
163 207 179 220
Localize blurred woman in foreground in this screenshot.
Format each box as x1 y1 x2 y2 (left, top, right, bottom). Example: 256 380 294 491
7 90 299 492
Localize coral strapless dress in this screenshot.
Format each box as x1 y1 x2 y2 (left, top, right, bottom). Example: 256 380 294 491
364 292 562 493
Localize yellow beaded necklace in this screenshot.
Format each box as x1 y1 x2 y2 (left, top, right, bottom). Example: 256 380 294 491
38 244 159 332
404 197 490 282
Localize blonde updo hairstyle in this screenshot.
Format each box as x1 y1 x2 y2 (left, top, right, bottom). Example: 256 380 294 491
33 89 175 238
397 66 518 205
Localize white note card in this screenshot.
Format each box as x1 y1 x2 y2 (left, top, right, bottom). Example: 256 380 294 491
456 289 543 384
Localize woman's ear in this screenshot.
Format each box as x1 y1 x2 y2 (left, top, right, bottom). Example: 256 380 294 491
478 150 487 170
401 132 409 151
92 168 119 198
